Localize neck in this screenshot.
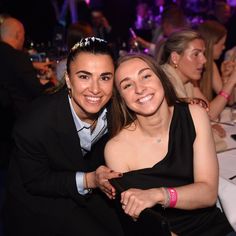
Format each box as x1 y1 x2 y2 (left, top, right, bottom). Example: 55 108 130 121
174 67 189 84
167 63 189 84
136 102 173 138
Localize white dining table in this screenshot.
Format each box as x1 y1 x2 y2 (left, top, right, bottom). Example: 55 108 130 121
217 122 236 231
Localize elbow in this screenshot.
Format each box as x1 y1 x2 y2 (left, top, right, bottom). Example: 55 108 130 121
204 189 218 207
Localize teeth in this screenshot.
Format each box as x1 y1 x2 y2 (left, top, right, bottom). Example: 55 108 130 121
138 95 152 103
86 96 101 103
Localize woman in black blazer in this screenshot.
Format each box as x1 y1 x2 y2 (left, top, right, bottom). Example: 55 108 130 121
4 37 124 236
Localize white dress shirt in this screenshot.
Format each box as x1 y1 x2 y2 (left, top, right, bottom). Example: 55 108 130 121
68 96 108 194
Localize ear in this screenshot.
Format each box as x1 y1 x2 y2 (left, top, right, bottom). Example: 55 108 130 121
170 51 180 65
65 72 71 89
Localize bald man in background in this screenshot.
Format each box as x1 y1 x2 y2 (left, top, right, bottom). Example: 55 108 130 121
0 17 55 168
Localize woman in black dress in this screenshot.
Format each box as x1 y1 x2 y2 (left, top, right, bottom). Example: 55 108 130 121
105 53 235 236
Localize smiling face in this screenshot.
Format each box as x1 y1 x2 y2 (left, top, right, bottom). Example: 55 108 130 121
66 52 114 123
115 58 165 116
213 35 226 60
172 38 206 83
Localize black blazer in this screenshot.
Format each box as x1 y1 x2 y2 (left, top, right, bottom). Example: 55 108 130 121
0 42 52 116
0 42 52 167
4 88 123 236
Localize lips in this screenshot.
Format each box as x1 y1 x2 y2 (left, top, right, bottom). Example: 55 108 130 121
197 67 204 73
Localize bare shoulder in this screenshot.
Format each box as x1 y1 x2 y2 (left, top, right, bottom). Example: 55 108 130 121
188 103 209 119
105 129 131 155
105 130 129 153
188 103 211 131
104 129 132 171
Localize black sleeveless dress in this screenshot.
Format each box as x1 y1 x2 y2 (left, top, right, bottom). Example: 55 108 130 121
111 103 233 236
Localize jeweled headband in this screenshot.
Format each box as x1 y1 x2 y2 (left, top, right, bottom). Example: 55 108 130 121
71 37 107 51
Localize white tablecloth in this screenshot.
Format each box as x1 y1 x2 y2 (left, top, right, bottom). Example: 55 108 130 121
217 123 236 230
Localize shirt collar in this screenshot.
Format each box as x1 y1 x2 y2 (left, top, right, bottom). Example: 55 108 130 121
68 96 107 132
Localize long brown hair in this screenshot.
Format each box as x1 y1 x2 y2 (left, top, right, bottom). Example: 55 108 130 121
197 20 227 101
111 53 179 137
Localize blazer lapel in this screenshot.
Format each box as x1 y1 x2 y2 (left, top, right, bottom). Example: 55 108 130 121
55 90 85 168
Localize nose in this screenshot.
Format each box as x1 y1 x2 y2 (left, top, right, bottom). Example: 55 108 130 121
135 83 145 94
89 79 100 94
201 54 207 64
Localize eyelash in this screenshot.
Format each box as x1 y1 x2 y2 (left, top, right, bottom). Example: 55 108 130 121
101 76 111 81
79 75 89 79
143 74 151 79
78 75 112 81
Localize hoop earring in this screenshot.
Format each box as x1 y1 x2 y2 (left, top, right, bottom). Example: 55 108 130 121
68 88 72 98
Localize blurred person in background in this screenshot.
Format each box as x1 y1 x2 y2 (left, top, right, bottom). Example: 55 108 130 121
0 17 57 168
91 8 113 42
131 5 189 58
197 20 236 105
159 29 236 149
159 29 236 122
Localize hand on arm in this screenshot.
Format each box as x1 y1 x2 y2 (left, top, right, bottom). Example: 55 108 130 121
120 188 164 219
85 166 122 199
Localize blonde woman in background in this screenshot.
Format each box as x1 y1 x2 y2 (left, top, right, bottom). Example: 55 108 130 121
159 29 236 121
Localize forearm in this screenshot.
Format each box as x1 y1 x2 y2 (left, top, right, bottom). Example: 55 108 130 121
169 183 217 210
154 182 217 210
121 182 217 219
208 80 235 120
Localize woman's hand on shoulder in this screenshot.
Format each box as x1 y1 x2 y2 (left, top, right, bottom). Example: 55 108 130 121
94 165 122 199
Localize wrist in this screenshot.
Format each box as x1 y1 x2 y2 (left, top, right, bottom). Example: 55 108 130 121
219 90 230 101
161 187 178 208
85 172 96 189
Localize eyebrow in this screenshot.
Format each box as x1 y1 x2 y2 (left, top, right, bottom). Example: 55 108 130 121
75 70 113 76
119 67 151 86
190 48 205 53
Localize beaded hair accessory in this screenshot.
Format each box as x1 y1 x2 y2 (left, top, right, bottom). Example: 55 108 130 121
71 37 107 51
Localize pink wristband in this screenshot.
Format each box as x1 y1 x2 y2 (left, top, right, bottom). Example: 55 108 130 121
219 91 230 100
167 188 177 208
